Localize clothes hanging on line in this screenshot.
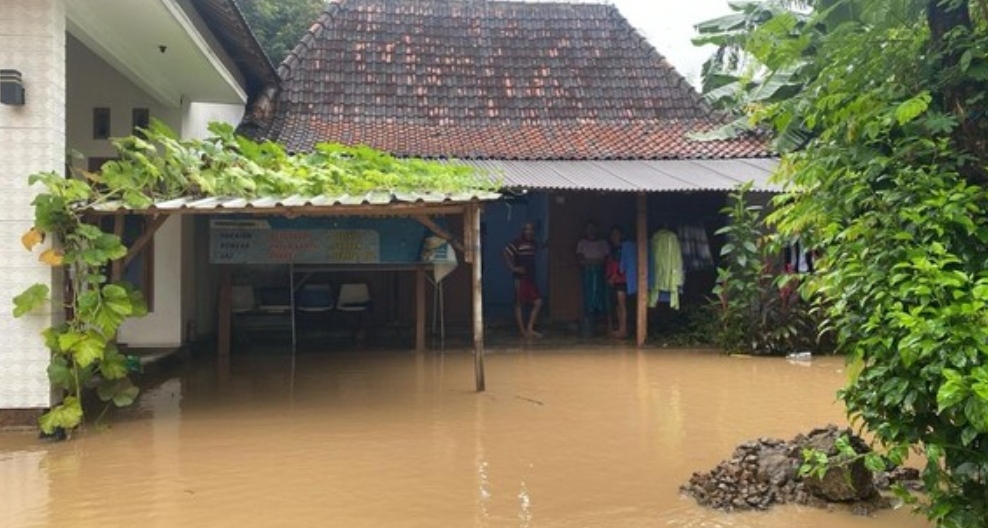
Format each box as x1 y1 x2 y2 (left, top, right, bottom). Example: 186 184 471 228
784 238 815 274
678 224 714 270
648 229 684 310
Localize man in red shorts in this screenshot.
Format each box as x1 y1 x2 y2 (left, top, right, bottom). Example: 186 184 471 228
503 222 543 338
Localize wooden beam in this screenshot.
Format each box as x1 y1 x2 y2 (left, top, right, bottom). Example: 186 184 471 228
123 215 168 268
414 215 465 253
416 266 426 352
110 214 125 282
636 192 648 348
471 203 486 391
217 265 232 357
462 205 475 264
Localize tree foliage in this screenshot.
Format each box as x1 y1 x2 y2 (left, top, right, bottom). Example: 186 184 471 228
713 185 824 355
14 121 490 437
697 0 988 525
235 0 326 64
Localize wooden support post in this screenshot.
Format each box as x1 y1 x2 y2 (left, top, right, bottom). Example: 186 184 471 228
217 265 232 357
462 207 475 264
636 192 648 348
416 266 426 352
469 203 486 391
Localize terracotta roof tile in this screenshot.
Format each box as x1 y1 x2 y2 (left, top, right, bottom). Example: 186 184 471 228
249 0 769 160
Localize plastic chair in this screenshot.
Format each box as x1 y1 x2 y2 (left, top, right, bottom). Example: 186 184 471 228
231 286 255 313
256 287 292 313
296 284 334 313
336 283 371 312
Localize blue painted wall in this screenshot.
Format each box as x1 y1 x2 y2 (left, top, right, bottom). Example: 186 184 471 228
481 192 550 319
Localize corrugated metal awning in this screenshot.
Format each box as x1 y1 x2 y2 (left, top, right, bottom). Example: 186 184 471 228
83 190 502 214
462 158 780 192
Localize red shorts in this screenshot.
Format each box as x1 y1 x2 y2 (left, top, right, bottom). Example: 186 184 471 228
515 278 541 304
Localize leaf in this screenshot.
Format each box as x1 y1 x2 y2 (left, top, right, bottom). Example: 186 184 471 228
98 344 129 380
39 248 64 266
894 92 931 125
38 396 83 434
864 453 886 473
97 378 139 408
102 284 133 317
21 228 44 251
63 330 107 369
46 355 74 391
960 49 973 72
12 283 50 317
937 376 968 413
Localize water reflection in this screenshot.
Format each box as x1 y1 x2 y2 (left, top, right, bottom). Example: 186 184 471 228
0 448 49 527
1 348 928 528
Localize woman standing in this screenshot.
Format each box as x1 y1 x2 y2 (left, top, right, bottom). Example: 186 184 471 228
605 226 631 338
576 221 611 336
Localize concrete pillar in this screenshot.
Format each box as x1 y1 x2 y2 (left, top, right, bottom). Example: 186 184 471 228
0 0 66 417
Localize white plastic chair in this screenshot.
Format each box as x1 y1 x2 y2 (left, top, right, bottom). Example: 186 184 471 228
231 285 255 313
335 283 371 312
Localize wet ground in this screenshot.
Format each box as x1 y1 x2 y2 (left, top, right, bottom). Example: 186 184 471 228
1 346 930 528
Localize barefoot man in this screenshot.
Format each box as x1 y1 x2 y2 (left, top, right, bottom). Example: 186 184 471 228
504 222 543 338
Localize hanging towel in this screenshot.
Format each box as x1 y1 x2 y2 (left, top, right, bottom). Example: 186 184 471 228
649 230 684 310
618 240 639 295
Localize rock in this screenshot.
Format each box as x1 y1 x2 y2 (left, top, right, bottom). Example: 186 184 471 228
797 425 878 502
802 457 877 502
758 451 797 486
681 425 895 515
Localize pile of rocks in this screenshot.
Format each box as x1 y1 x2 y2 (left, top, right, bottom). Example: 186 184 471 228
680 425 917 514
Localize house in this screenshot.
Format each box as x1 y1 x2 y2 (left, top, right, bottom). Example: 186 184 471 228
243 0 776 341
0 0 276 424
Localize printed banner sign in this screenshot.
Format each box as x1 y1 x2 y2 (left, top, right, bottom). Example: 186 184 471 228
210 217 423 264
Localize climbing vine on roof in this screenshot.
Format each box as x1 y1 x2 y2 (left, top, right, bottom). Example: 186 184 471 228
12 120 492 438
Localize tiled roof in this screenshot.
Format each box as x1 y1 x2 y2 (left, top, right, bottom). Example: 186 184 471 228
248 0 769 160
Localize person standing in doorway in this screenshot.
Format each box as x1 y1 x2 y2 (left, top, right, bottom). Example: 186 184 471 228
606 226 631 339
504 222 543 338
576 221 611 336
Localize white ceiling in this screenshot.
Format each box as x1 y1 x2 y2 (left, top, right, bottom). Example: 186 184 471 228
66 0 246 108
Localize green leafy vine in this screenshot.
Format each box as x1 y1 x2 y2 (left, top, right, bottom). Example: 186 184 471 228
13 120 492 437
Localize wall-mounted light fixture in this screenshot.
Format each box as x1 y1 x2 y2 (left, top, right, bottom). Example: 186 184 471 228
0 69 25 106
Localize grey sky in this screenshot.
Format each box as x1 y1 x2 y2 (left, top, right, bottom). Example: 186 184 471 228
602 0 732 87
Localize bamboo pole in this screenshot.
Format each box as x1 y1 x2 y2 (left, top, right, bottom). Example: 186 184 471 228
636 192 648 348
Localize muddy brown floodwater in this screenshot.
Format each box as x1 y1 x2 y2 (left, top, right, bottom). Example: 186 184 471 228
1 347 930 528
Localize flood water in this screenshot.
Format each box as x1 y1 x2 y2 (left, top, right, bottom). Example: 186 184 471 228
2 347 930 528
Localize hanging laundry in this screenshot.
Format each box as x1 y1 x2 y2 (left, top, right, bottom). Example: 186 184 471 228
784 238 815 274
678 224 714 270
649 229 684 310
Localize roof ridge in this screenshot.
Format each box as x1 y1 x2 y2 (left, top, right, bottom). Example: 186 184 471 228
257 0 770 159
277 0 348 81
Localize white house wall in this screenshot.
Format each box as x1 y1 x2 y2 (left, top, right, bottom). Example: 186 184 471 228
117 216 184 347
65 48 246 349
181 102 244 342
0 0 66 409
66 33 182 165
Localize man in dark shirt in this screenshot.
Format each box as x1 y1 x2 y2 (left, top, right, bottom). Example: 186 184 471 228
503 222 543 337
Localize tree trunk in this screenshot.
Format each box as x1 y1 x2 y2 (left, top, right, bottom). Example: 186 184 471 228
926 0 987 184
